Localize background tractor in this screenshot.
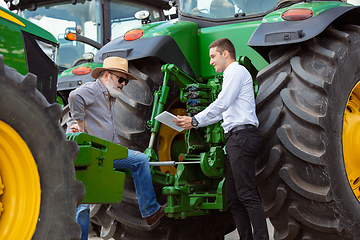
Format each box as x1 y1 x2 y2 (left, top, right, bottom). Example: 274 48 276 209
5 0 177 129
0 6 84 240
81 0 360 239
6 0 175 72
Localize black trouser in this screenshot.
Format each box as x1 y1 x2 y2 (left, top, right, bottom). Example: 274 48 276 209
225 127 269 240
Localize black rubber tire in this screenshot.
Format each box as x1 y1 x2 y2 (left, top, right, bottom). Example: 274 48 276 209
113 57 179 150
91 57 234 239
0 55 85 240
255 24 360 240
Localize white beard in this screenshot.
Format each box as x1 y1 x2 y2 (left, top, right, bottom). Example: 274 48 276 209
106 80 122 98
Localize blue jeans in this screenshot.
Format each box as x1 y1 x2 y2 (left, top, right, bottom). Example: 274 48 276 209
75 204 90 240
114 149 160 218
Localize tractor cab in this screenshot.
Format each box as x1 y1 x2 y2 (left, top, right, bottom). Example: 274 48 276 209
177 0 306 26
179 0 280 19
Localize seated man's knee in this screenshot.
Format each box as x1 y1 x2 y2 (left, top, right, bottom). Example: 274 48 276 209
135 151 150 165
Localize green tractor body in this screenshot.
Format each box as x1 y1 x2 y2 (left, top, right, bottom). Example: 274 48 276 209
67 132 127 204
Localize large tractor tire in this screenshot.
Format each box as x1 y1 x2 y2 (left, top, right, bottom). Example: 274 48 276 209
255 24 360 239
0 55 84 240
90 57 234 239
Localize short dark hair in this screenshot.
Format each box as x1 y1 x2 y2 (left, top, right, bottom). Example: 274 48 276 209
209 38 236 60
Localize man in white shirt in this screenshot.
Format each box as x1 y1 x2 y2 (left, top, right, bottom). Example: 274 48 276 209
173 38 268 240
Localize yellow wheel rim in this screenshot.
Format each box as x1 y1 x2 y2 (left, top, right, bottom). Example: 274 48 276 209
0 120 41 239
343 82 360 202
158 107 186 175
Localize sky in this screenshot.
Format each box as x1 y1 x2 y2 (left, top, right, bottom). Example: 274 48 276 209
349 0 360 4
0 1 7 9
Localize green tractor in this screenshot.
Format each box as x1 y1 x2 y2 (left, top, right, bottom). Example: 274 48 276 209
5 0 175 102
5 0 176 129
0 6 84 240
81 0 360 239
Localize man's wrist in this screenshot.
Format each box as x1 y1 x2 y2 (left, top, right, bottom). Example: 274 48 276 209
191 117 199 127
75 120 85 132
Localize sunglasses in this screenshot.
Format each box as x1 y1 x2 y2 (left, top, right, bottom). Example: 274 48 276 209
109 71 129 86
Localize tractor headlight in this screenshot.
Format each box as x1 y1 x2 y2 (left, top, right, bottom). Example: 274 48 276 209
35 39 58 64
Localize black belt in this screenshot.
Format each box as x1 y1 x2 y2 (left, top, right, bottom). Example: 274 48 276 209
225 124 256 139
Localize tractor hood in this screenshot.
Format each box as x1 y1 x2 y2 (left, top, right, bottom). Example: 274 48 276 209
247 1 360 61
5 0 172 11
94 20 199 78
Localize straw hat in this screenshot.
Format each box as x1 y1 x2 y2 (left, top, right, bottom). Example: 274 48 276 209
91 57 137 80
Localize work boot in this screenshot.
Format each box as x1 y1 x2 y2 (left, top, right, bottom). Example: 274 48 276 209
145 203 167 229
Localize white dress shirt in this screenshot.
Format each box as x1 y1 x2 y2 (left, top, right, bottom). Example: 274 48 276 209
194 61 259 133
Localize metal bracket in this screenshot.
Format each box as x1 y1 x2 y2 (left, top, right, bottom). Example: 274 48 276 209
67 132 126 204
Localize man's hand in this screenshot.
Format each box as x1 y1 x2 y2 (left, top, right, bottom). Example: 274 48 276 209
70 124 80 132
70 121 85 133
172 116 193 130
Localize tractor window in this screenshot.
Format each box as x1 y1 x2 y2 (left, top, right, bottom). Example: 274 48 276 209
109 0 162 40
20 0 102 70
179 0 282 19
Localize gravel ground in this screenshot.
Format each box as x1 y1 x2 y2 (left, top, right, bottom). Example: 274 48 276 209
88 219 274 240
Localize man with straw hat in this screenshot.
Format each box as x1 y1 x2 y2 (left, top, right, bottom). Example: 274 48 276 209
67 57 166 239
